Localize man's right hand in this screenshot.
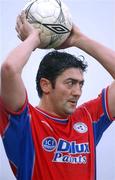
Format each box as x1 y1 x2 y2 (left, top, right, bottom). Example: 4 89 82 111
15 11 41 49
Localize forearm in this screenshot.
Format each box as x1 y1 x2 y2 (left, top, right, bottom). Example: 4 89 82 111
0 12 41 112
2 33 38 75
75 33 115 79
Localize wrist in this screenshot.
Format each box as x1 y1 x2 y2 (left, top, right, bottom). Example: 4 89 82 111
26 32 40 50
73 32 88 48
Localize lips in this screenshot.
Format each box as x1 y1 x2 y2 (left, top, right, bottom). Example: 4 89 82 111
68 100 77 106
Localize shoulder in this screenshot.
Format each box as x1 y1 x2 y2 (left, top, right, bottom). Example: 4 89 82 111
71 89 104 122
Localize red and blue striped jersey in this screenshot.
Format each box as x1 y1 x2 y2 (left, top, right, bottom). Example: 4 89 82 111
0 87 113 180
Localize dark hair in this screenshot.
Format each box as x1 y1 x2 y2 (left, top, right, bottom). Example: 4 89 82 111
36 50 87 98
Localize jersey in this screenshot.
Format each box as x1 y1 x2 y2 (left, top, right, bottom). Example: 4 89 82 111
0 87 113 180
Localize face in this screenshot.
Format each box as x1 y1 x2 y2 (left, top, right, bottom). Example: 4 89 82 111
48 68 84 117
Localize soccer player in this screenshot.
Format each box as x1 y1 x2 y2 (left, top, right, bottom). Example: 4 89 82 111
0 11 115 180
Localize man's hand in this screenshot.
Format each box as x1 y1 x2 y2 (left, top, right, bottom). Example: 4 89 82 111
56 24 82 49
15 11 41 48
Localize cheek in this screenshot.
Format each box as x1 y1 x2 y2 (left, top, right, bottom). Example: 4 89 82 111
55 87 70 99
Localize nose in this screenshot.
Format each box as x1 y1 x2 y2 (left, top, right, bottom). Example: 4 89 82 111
71 84 82 97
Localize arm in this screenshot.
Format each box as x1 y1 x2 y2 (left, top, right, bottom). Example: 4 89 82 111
74 33 115 118
59 25 115 118
0 12 41 112
59 25 115 79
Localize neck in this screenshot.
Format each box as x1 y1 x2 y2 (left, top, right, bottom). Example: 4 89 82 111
38 99 68 119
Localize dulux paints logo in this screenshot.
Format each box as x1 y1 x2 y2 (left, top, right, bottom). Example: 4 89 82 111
42 137 90 164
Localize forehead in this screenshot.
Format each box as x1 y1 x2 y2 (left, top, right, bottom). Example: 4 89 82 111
58 68 84 80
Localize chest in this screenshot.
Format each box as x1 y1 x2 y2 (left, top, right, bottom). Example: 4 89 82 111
30 109 95 180
30 109 93 158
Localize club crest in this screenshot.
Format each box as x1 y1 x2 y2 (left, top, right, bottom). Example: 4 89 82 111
73 122 88 133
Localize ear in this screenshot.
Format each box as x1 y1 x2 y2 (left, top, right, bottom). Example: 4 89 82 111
40 78 52 95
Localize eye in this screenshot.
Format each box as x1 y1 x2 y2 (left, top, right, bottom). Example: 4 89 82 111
66 80 74 88
79 81 84 88
64 79 84 89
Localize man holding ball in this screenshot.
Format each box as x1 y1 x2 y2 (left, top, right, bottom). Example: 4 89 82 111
0 11 115 180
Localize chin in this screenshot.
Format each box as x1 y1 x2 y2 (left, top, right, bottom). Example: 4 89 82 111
65 108 76 115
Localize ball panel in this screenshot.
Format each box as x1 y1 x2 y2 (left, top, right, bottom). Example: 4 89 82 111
23 0 72 49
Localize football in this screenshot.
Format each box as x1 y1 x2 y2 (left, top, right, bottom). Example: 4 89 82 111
23 0 72 49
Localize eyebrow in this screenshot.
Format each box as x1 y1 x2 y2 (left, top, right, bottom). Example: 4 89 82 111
64 78 85 84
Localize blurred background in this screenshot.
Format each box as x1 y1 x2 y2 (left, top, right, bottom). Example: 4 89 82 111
0 0 115 179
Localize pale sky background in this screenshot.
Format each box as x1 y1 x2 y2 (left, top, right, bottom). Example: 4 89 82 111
0 0 115 179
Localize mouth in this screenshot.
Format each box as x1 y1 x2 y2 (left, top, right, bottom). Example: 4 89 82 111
68 100 77 106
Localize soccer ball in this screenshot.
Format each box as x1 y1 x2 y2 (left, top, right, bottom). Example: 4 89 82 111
23 0 72 49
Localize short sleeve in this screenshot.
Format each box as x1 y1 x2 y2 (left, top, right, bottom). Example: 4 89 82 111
0 96 34 177
82 87 113 145
0 96 28 136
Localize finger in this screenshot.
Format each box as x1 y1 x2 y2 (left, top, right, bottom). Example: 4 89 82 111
16 15 23 30
15 22 21 36
17 33 25 41
15 25 19 33
17 34 22 40
20 10 27 24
